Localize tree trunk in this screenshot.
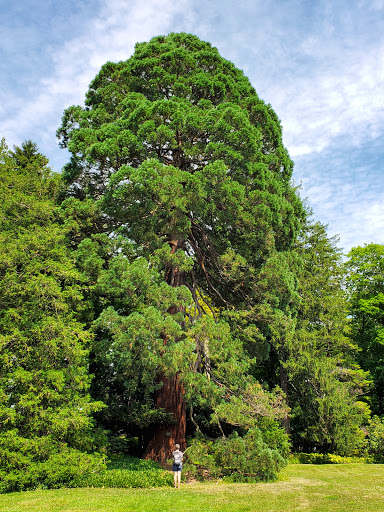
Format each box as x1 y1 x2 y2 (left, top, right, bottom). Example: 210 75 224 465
143 238 187 462
143 373 186 463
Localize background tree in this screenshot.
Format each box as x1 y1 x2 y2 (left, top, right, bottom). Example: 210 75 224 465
0 139 104 492
287 220 370 454
57 33 304 462
346 244 384 415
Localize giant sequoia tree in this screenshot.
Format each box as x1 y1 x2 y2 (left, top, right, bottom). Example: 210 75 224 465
58 33 304 462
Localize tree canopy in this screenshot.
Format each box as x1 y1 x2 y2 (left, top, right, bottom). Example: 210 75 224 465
0 139 104 492
57 33 304 461
287 221 370 453
0 33 380 488
346 244 384 415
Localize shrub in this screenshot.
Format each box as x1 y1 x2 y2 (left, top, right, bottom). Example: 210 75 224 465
181 436 220 479
366 416 384 462
184 428 287 482
76 468 172 488
0 451 173 492
0 447 106 493
257 417 291 458
290 453 366 464
74 455 172 488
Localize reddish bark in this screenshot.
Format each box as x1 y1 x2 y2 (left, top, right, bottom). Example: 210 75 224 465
143 238 187 462
143 373 186 463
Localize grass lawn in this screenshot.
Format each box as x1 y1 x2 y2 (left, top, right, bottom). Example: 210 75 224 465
0 464 383 512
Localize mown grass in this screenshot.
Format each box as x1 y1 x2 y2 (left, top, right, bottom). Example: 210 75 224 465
0 464 383 512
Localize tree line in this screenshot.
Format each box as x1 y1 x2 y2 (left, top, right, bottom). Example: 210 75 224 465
1 33 383 490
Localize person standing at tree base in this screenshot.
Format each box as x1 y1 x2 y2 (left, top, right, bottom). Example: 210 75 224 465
172 444 183 488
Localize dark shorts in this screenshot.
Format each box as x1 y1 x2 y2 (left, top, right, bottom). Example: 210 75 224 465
173 464 182 472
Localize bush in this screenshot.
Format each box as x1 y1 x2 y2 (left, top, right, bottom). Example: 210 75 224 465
184 428 287 482
0 447 106 493
366 416 384 462
0 450 173 492
182 436 224 480
257 417 291 458
290 453 366 464
75 455 172 488
76 468 172 488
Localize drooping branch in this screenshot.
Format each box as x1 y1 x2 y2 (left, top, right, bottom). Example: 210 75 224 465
189 405 202 433
187 229 229 307
214 411 226 438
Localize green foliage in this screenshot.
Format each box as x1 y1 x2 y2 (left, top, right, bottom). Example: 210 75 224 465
57 30 304 306
288 356 370 455
366 416 384 462
291 452 367 464
215 430 286 481
345 244 384 415
88 253 193 433
56 33 305 449
295 222 352 355
184 429 287 482
0 450 171 492
257 417 291 458
74 455 172 488
0 139 105 493
77 469 172 489
2 30 384 490
0 446 105 493
286 221 371 455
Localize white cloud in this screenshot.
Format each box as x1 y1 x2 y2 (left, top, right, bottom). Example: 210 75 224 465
295 134 384 252
1 0 383 253
1 0 191 169
269 45 384 158
335 197 384 254
4 0 383 168
212 2 384 162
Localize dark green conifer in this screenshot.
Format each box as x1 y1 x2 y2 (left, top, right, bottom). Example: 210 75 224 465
57 33 304 461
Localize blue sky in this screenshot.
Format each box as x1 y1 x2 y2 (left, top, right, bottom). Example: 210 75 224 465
1 0 383 253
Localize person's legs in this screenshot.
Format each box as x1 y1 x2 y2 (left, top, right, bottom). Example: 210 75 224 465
173 470 177 488
173 467 181 488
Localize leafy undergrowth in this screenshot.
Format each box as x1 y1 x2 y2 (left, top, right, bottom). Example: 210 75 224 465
290 453 367 464
73 455 173 489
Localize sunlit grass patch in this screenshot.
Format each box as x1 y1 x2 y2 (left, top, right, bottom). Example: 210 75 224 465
1 464 384 512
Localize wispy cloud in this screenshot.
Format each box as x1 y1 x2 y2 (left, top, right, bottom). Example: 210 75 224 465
1 0 191 168
1 0 383 252
281 49 384 158
295 135 384 252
